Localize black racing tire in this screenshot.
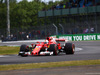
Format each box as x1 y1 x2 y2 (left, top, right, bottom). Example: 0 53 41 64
20 44 29 52
64 43 75 54
48 44 59 55
19 44 29 57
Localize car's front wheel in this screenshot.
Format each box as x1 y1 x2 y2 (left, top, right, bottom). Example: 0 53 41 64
48 44 59 55
19 44 29 57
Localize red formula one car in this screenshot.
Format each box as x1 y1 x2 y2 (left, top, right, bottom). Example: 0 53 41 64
18 37 75 57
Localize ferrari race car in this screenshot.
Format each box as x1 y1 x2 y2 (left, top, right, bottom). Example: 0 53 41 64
18 37 75 57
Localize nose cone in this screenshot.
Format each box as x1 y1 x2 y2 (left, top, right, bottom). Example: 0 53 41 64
32 51 38 55
34 52 37 55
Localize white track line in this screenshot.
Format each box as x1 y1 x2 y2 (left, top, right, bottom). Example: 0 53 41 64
75 47 83 51
0 55 10 57
2 40 45 43
0 55 18 58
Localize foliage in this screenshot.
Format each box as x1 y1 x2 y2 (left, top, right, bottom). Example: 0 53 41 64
0 0 70 29
0 0 50 29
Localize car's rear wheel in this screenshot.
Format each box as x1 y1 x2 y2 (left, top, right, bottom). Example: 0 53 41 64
48 44 59 55
19 44 29 57
64 43 75 54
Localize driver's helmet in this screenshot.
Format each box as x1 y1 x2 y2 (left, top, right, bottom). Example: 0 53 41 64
50 37 53 40
46 37 53 40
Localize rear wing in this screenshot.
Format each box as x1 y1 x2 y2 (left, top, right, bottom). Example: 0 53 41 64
49 36 69 43
55 38 68 42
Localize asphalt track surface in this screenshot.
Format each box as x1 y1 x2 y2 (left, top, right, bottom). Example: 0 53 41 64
0 41 100 65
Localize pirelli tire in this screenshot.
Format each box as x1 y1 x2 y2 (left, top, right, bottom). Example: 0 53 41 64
19 44 29 57
64 43 75 54
48 44 59 55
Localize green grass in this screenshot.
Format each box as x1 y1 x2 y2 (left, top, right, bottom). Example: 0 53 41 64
0 46 19 55
0 60 100 71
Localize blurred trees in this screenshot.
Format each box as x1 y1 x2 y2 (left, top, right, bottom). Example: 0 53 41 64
0 0 68 29
0 0 49 29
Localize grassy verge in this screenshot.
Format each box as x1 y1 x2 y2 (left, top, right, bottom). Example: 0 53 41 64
0 60 100 71
0 46 19 55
